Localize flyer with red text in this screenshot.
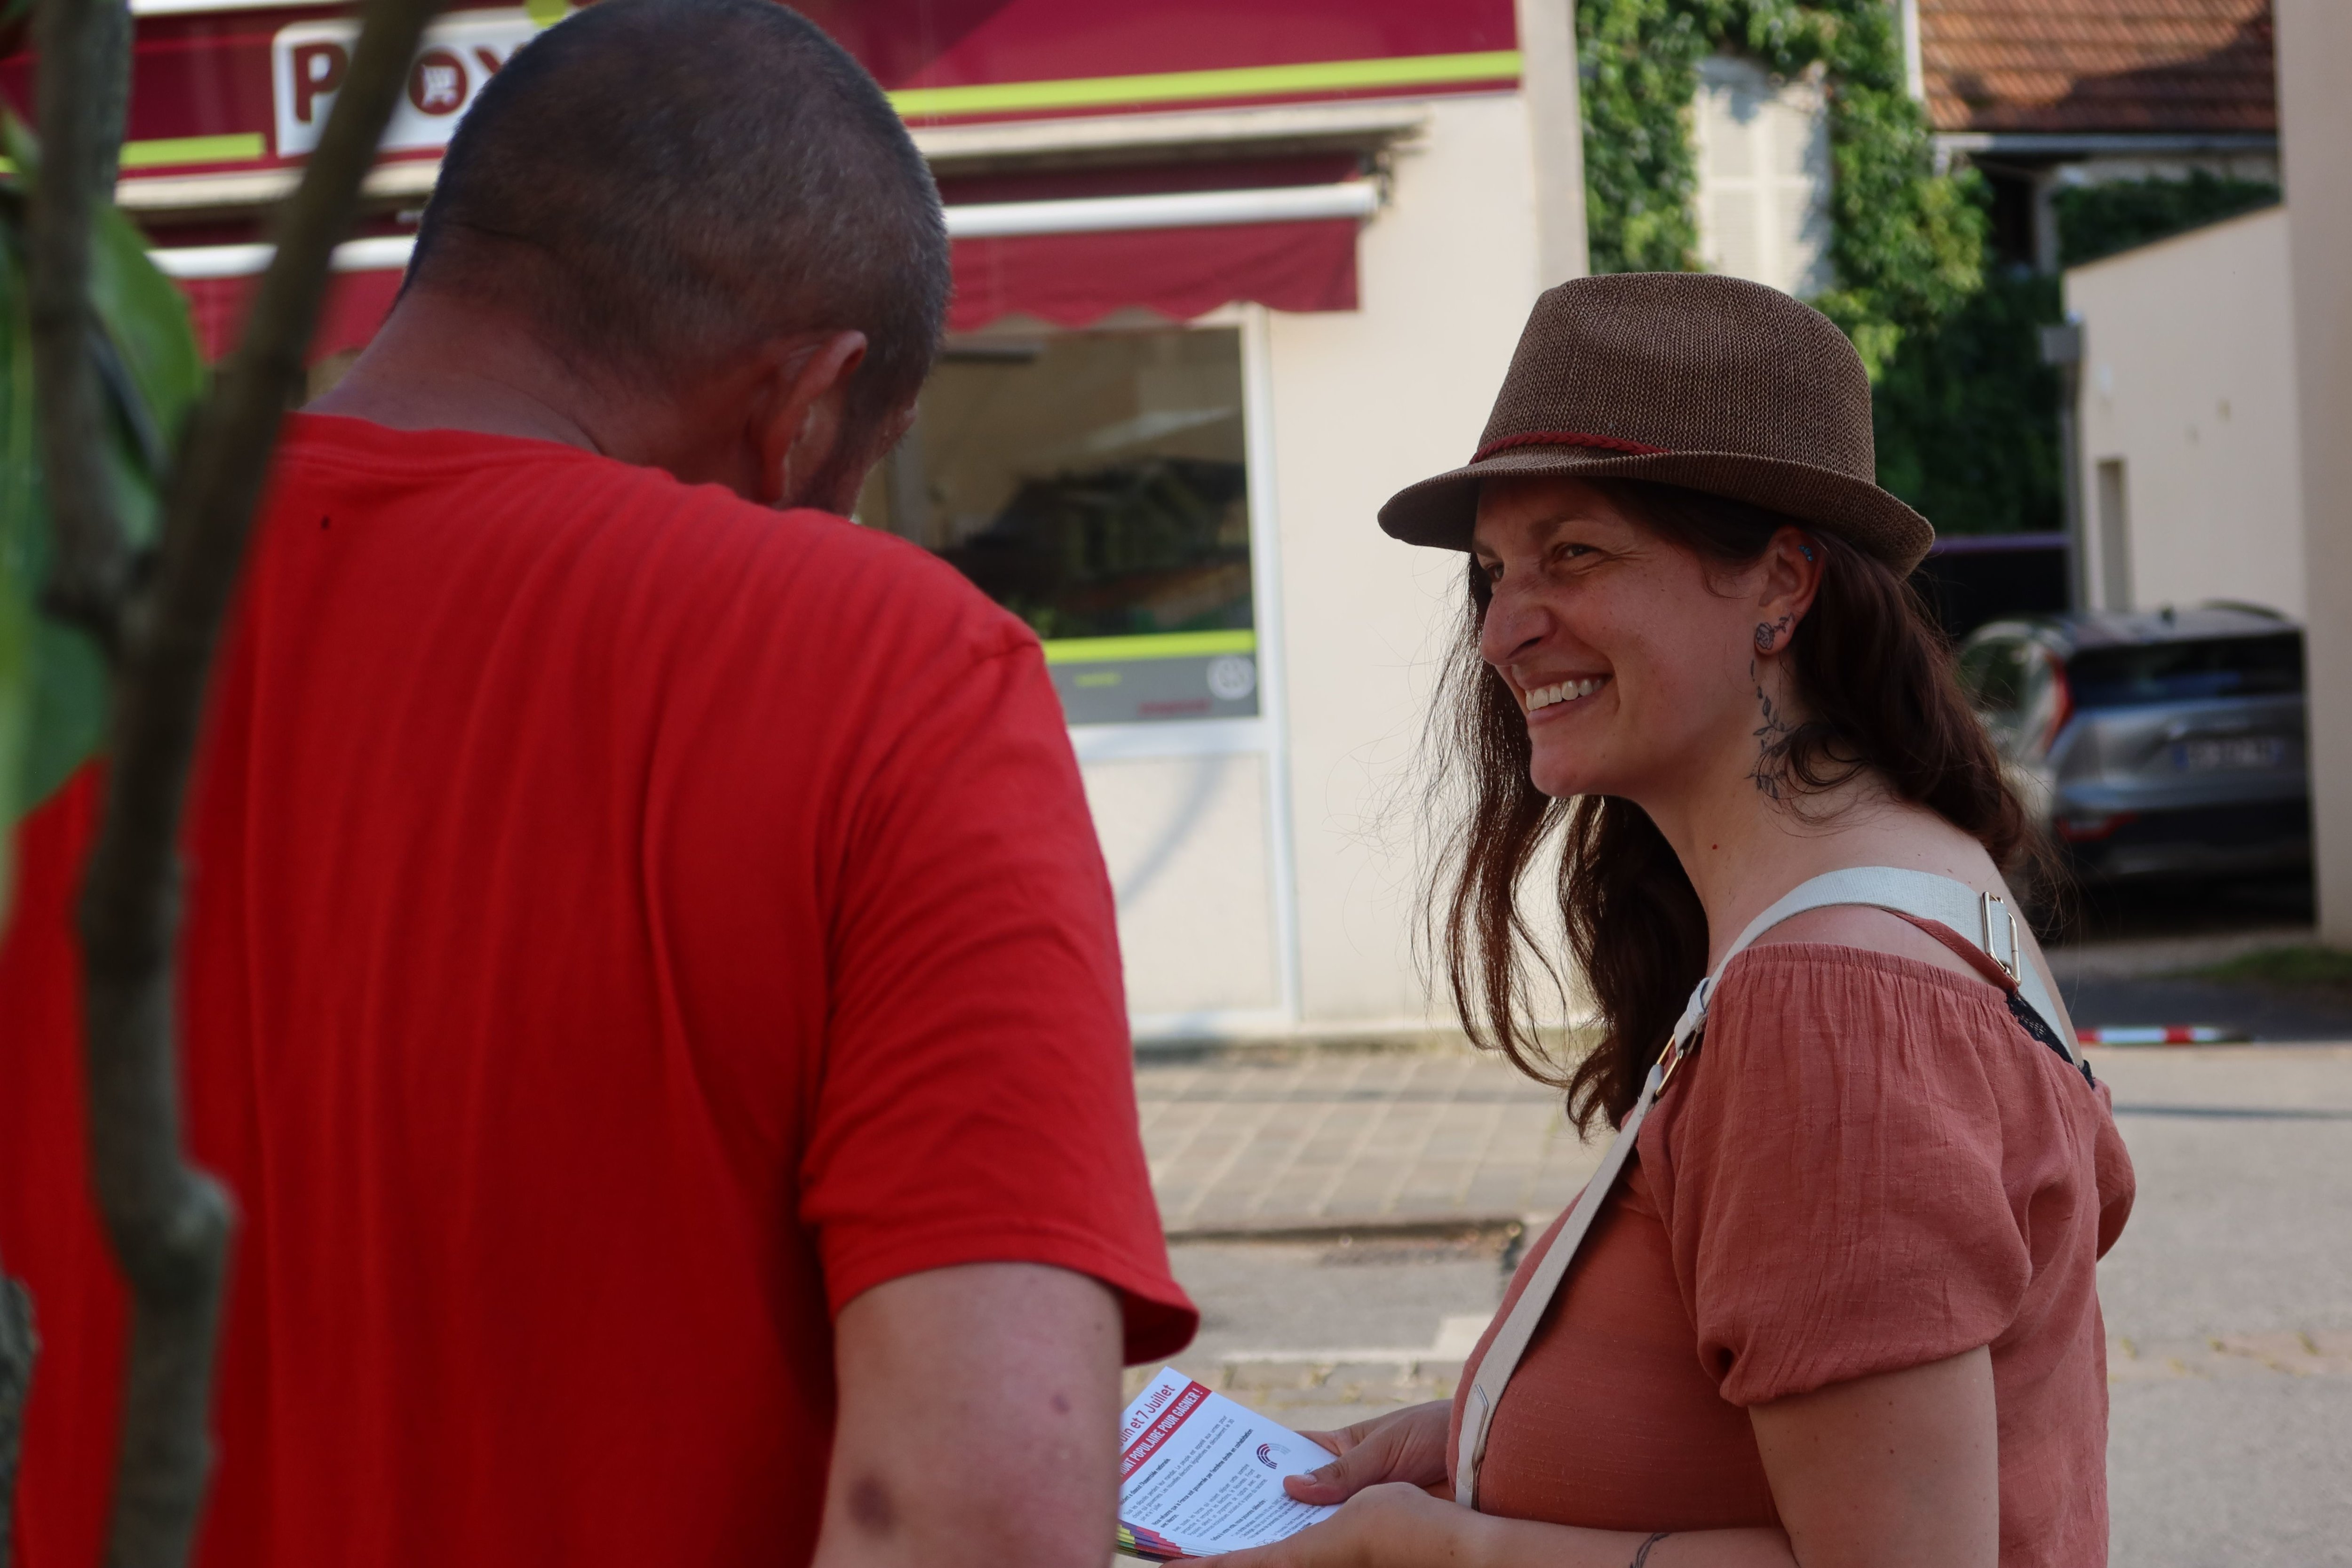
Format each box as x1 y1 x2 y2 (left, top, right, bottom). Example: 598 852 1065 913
1116 1367 1340 1560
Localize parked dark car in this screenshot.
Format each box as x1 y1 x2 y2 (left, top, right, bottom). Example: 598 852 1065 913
1956 605 2309 881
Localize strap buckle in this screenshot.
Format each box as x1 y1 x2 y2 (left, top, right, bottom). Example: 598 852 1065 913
1979 891 2021 983
1654 1034 1687 1094
1657 973 1713 1095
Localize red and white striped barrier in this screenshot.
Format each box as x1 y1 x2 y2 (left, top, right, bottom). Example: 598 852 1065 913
2075 1025 2249 1047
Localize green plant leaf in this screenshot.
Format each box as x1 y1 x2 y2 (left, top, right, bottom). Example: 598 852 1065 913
0 585 23 913
0 112 207 887
0 177 34 912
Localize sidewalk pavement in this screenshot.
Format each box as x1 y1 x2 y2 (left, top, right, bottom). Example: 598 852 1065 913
1128 1040 2352 1444
1123 1327 2352 1449
1129 1041 1592 1428
1136 1044 1603 1239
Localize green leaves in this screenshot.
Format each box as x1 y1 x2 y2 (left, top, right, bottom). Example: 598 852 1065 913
0 115 206 908
1573 1 2046 532
1578 0 1708 275
0 270 26 907
2053 171 2280 269
1870 266 2064 536
1576 0 1987 371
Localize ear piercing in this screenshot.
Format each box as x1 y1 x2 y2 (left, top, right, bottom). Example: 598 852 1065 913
1798 541 1816 562
1755 624 1777 653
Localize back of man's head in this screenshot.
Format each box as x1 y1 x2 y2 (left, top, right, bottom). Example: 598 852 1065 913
406 0 947 440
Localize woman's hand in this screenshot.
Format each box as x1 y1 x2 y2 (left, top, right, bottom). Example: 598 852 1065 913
1282 1399 1452 1505
1194 1481 1470 1568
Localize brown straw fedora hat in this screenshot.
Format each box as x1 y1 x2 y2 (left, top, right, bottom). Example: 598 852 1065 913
1378 272 1934 575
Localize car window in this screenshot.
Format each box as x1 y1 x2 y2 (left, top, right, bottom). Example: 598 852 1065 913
2016 648 2061 753
2066 633 2304 708
1960 637 2031 719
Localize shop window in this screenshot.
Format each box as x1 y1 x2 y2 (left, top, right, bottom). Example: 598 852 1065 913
857 325 1257 726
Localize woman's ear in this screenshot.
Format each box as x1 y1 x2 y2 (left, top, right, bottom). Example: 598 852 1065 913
1752 526 1824 657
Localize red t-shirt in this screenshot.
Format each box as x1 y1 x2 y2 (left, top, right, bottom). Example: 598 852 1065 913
0 414 1195 1568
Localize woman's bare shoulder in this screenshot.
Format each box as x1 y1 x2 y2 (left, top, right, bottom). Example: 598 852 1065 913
1747 904 1992 986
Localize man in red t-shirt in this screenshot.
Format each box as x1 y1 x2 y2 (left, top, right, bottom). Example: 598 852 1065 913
0 3 1193 1564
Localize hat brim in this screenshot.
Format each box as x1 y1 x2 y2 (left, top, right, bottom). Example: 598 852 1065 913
1378 445 1936 577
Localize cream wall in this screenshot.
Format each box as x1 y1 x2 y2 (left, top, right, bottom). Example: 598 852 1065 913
1071 89 1577 1037
1264 91 1557 1027
2275 0 2352 946
2063 207 2306 619
1081 753 1280 1021
1516 0 1589 288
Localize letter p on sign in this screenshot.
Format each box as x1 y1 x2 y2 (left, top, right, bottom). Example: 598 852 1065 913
291 40 349 128
272 12 539 158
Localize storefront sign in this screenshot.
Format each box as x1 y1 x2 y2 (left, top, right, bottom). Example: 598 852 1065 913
1045 635 1260 726
804 0 1514 111
272 9 537 158
2 0 1513 173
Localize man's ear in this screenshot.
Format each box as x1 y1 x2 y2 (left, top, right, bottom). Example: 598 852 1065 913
747 330 869 510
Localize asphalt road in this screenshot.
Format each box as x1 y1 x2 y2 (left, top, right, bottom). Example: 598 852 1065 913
2042 874 2352 1042
2066 972 2352 1042
1158 1044 2352 1565
2097 1046 2352 1568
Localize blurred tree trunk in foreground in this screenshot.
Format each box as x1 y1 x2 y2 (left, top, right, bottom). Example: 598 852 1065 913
2 0 441 1560
0 1274 28 1568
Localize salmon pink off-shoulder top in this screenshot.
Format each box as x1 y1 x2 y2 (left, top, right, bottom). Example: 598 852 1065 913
1446 941 2137 1568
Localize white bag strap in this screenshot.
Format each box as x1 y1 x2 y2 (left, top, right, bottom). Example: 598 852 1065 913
1452 868 2076 1510
1714 867 2074 1064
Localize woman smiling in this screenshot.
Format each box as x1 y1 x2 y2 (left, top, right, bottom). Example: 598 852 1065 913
1202 275 2135 1568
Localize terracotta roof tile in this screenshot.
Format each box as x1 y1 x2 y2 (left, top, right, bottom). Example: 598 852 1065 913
1919 0 2275 135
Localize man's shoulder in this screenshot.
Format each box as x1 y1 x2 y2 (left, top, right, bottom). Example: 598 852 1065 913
670 491 1041 677
274 414 1036 670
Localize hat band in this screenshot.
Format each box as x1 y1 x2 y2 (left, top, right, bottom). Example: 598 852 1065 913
1473 430 1666 463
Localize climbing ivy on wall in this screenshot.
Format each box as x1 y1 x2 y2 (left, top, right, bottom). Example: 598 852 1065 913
1577 0 1986 377
1576 0 2072 536
1577 1 1707 278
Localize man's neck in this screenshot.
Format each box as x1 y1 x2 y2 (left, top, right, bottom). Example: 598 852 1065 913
307 287 888 517
307 292 613 455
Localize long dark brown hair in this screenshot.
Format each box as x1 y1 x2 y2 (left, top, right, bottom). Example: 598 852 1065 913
1429 479 2033 1133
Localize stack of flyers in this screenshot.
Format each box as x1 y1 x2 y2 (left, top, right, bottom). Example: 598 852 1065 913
1115 1367 1340 1561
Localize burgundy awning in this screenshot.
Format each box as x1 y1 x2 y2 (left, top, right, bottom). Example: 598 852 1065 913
171 223 1362 360
176 267 404 363
948 216 1359 331
160 164 1372 359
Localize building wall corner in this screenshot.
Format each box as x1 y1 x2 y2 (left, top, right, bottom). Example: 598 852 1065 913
1515 0 1590 288
2276 0 2352 946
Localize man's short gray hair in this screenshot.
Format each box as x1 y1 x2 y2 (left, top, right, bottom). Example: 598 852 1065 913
408 0 949 437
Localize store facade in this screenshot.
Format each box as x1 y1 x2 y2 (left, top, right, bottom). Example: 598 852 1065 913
4 0 1589 1040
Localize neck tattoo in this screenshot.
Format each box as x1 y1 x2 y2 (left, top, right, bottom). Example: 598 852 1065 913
1748 656 1798 800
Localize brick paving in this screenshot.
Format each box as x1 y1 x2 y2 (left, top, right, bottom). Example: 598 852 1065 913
1128 1043 2352 1433
1115 1042 2352 1564
1122 1329 2352 1441
1136 1045 1605 1237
